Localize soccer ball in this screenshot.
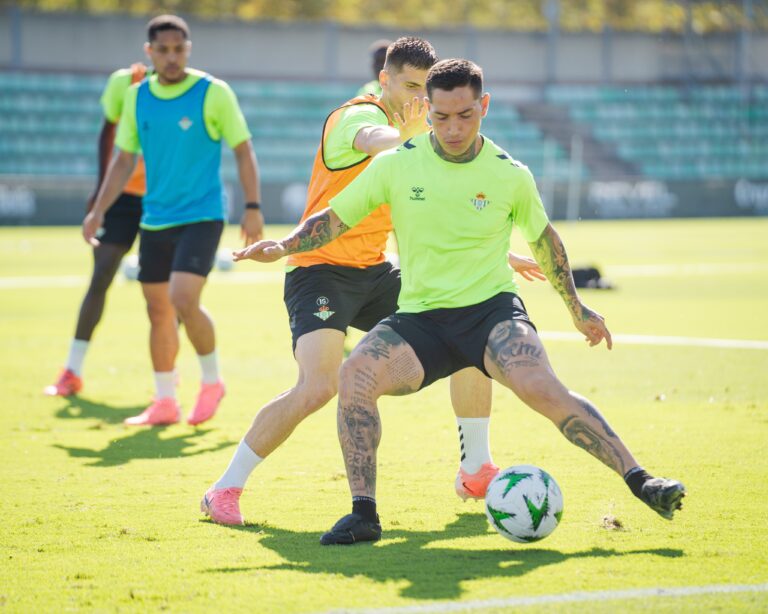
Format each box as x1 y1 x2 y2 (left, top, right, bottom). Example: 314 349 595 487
215 247 234 271
121 254 140 281
484 465 563 543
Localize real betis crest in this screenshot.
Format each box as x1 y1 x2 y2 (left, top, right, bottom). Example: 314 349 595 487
314 296 335 321
471 192 490 211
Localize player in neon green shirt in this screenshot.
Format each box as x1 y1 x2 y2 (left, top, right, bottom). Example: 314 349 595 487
235 59 686 544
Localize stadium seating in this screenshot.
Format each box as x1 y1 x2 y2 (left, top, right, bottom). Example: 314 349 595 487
0 71 581 184
1 72 763 185
547 84 768 180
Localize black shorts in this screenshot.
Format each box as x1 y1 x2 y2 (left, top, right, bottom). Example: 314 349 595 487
381 292 536 390
138 220 224 283
96 193 142 247
283 261 400 351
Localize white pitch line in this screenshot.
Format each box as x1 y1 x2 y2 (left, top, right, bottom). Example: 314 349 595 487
539 331 768 350
322 583 768 614
0 270 284 290
606 262 768 277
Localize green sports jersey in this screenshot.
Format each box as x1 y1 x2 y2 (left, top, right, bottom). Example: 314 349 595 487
100 68 134 123
330 132 549 313
323 102 389 169
115 68 250 154
356 79 383 97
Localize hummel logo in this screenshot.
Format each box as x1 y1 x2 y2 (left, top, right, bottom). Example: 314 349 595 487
409 187 425 201
178 116 193 131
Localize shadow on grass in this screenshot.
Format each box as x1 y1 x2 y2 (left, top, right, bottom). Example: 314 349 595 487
53 428 235 468
55 397 147 424
203 513 684 600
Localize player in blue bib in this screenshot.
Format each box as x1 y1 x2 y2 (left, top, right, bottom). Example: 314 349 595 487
83 15 264 427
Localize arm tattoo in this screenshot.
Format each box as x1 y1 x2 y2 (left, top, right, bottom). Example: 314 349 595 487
281 209 349 255
529 224 582 319
559 394 626 476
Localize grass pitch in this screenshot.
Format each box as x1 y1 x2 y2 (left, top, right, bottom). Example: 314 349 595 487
1 218 767 612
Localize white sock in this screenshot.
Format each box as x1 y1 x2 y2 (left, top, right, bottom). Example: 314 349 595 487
65 339 89 376
154 371 176 400
457 417 492 474
198 351 220 385
214 439 263 489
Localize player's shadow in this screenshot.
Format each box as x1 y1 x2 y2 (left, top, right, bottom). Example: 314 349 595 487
203 513 683 600
53 428 235 468
54 397 147 424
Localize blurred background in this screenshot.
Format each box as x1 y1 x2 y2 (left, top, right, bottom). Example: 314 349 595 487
1 0 767 225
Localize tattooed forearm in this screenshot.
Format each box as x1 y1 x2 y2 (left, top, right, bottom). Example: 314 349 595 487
558 394 626 475
281 208 349 255
529 224 582 318
339 404 381 495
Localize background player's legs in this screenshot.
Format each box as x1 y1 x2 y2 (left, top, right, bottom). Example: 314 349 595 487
244 329 346 458
142 281 179 374
203 329 346 525
168 271 225 424
482 319 684 518
44 242 130 397
449 368 497 499
169 271 214 356
74 242 130 341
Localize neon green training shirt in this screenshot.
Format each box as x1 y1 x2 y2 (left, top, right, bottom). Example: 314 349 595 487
100 68 135 123
116 68 251 154
330 132 549 313
323 102 389 169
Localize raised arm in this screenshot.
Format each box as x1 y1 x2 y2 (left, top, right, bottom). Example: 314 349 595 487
232 207 350 263
528 223 612 349
353 97 428 157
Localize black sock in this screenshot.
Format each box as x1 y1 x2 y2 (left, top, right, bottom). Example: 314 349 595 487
624 467 653 498
352 496 377 523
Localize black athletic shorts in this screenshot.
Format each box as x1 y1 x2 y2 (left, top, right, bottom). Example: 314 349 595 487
138 220 224 283
283 261 400 351
95 193 142 247
381 292 536 390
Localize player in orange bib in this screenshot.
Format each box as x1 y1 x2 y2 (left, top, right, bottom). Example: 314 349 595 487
201 38 544 525
45 62 148 397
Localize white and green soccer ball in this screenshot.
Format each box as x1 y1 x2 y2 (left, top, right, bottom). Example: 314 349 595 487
484 465 563 543
215 247 235 271
121 254 140 281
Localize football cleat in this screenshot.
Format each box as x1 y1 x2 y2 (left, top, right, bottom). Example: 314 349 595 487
201 487 244 525
187 380 225 425
640 477 686 520
320 513 382 545
455 462 500 501
44 369 82 397
124 397 180 426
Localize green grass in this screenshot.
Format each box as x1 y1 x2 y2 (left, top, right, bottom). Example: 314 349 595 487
1 218 767 613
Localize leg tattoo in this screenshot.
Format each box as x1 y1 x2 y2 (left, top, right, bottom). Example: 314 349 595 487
559 393 627 475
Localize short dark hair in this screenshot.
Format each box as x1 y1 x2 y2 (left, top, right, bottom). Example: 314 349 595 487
370 39 391 75
384 37 438 73
426 59 483 99
147 15 190 42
